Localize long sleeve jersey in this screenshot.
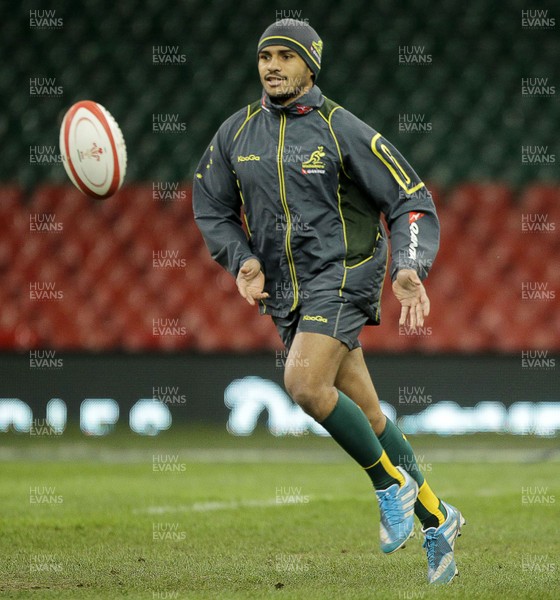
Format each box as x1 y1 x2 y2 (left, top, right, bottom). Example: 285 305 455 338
193 85 439 324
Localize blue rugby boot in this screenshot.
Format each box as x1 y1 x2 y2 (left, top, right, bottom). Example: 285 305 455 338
422 501 465 584
376 467 418 553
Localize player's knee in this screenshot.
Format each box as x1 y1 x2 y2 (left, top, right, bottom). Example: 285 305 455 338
284 372 324 418
284 373 311 408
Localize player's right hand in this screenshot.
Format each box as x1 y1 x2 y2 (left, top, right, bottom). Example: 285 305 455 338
236 259 269 306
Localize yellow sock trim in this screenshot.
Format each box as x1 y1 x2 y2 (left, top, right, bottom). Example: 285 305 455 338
418 481 445 525
364 451 405 486
380 452 406 486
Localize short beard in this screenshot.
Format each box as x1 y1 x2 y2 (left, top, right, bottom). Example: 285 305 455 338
269 90 299 104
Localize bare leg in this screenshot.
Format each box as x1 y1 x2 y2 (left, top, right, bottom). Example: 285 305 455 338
283 332 348 421
334 347 387 435
284 332 404 491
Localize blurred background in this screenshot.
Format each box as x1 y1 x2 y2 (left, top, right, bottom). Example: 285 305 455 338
0 0 558 437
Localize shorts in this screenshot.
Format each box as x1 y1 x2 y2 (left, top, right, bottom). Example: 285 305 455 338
271 293 369 351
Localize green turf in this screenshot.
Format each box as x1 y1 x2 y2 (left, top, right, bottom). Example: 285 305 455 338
0 427 558 599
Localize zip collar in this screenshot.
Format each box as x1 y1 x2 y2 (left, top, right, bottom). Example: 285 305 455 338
261 84 324 116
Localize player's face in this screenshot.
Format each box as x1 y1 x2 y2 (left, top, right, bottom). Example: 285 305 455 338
258 45 313 104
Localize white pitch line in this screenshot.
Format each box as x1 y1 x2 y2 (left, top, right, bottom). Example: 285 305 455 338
134 494 371 515
136 485 543 515
0 446 345 464
1 446 558 464
136 498 300 514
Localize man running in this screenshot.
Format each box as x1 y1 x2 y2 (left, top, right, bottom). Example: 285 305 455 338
193 19 464 584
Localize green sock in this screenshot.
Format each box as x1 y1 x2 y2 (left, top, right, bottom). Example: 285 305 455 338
378 418 447 528
321 391 404 490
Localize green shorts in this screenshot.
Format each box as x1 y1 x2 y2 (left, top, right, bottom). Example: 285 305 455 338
271 293 369 351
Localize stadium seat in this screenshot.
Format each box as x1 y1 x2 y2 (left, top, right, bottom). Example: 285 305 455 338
1 177 558 352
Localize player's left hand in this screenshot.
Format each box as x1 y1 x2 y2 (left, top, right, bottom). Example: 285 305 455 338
392 268 430 328
236 258 270 306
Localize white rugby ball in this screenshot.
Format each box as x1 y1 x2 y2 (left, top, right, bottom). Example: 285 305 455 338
59 100 127 199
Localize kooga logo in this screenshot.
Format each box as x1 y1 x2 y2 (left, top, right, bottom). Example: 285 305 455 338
237 154 260 162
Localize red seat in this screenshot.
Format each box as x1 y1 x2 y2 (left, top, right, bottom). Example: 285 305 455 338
0 182 556 351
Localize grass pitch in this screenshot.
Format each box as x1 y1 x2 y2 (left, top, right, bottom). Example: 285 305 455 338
0 427 558 599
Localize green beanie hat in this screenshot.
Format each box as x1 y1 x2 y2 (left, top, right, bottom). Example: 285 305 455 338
257 19 323 79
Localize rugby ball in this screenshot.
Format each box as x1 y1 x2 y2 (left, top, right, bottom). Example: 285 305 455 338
59 100 127 199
